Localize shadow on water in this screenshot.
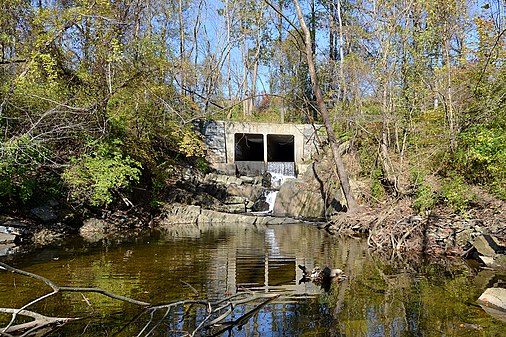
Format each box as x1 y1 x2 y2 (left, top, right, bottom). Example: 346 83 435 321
1 222 505 336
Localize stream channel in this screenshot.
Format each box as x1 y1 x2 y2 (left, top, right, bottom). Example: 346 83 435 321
1 222 505 336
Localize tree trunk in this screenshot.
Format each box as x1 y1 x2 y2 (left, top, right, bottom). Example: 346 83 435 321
293 0 358 213
278 0 285 123
178 0 185 96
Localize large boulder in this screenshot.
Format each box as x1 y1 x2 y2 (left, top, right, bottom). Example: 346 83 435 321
272 180 325 219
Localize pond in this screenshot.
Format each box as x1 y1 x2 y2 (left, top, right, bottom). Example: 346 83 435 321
1 222 505 336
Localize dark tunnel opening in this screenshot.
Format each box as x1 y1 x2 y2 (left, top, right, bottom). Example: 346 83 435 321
267 134 294 162
234 133 264 161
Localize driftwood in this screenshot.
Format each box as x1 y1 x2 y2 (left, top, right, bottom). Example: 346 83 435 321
0 262 286 336
367 210 425 256
0 308 78 336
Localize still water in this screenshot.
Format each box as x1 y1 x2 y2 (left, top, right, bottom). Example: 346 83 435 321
1 222 505 336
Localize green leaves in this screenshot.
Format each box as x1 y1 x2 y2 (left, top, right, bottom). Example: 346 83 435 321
0 135 50 204
441 174 475 213
62 141 142 207
456 125 506 199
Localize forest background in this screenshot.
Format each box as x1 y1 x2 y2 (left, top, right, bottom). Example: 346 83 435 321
1 0 505 215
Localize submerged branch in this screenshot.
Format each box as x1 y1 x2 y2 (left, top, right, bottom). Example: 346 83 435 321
0 308 79 335
0 262 287 336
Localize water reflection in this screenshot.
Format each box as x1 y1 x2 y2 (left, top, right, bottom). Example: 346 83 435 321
0 223 505 336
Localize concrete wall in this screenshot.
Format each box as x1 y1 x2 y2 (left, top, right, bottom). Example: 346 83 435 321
202 121 322 175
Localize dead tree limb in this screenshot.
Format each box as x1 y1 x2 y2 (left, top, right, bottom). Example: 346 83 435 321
0 308 78 336
293 0 358 213
0 262 288 336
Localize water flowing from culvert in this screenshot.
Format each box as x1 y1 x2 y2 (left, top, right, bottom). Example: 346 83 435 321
255 162 296 213
267 162 295 188
264 190 278 212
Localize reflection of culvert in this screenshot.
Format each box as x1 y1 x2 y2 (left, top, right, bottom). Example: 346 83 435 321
234 133 264 161
267 134 294 162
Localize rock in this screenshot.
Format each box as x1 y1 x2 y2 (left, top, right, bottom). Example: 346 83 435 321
470 234 506 269
205 173 239 185
217 203 246 214
478 255 499 268
262 172 272 188
0 233 16 243
252 199 269 212
79 218 110 242
473 234 505 256
32 228 63 245
0 224 24 236
0 243 18 256
224 196 245 205
473 269 496 289
272 180 325 218
477 288 506 322
240 176 257 184
156 203 303 227
31 206 58 222
245 200 255 209
226 184 263 201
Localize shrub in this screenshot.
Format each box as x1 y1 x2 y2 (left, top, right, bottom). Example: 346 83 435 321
413 184 437 213
62 141 142 207
411 170 437 213
371 168 385 202
195 157 210 174
441 174 475 213
0 135 48 205
456 125 506 200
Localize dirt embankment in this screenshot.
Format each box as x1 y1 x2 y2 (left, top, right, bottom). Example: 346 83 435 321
327 188 506 268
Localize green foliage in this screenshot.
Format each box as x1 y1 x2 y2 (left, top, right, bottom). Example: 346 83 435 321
411 170 437 213
456 125 506 199
194 158 210 174
62 141 142 207
0 135 49 205
371 168 385 202
413 185 437 214
171 127 206 158
441 174 475 213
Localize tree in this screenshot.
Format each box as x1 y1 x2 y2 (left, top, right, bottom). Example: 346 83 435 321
293 0 358 212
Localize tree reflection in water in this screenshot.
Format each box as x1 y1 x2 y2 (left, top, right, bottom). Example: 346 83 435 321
0 223 505 336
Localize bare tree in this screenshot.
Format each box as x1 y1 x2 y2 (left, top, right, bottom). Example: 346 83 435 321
293 0 358 213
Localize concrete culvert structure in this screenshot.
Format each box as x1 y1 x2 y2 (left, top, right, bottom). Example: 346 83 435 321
267 134 294 162
234 133 264 161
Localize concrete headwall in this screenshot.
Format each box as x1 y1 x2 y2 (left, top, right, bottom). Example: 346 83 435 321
202 120 322 175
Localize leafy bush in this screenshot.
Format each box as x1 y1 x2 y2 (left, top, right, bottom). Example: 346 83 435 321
413 184 437 214
411 170 437 213
62 141 142 207
0 135 48 205
195 157 210 174
371 168 385 202
456 125 506 199
441 174 475 213
171 127 206 158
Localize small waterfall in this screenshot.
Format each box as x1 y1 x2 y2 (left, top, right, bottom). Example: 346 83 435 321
252 162 295 215
264 191 278 212
267 162 295 188
267 162 295 176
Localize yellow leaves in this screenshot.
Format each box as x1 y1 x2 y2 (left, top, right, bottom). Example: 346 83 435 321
172 129 206 158
106 38 123 63
37 52 58 84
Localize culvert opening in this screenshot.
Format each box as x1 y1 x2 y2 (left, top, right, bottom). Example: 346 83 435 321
234 133 264 161
267 134 294 162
